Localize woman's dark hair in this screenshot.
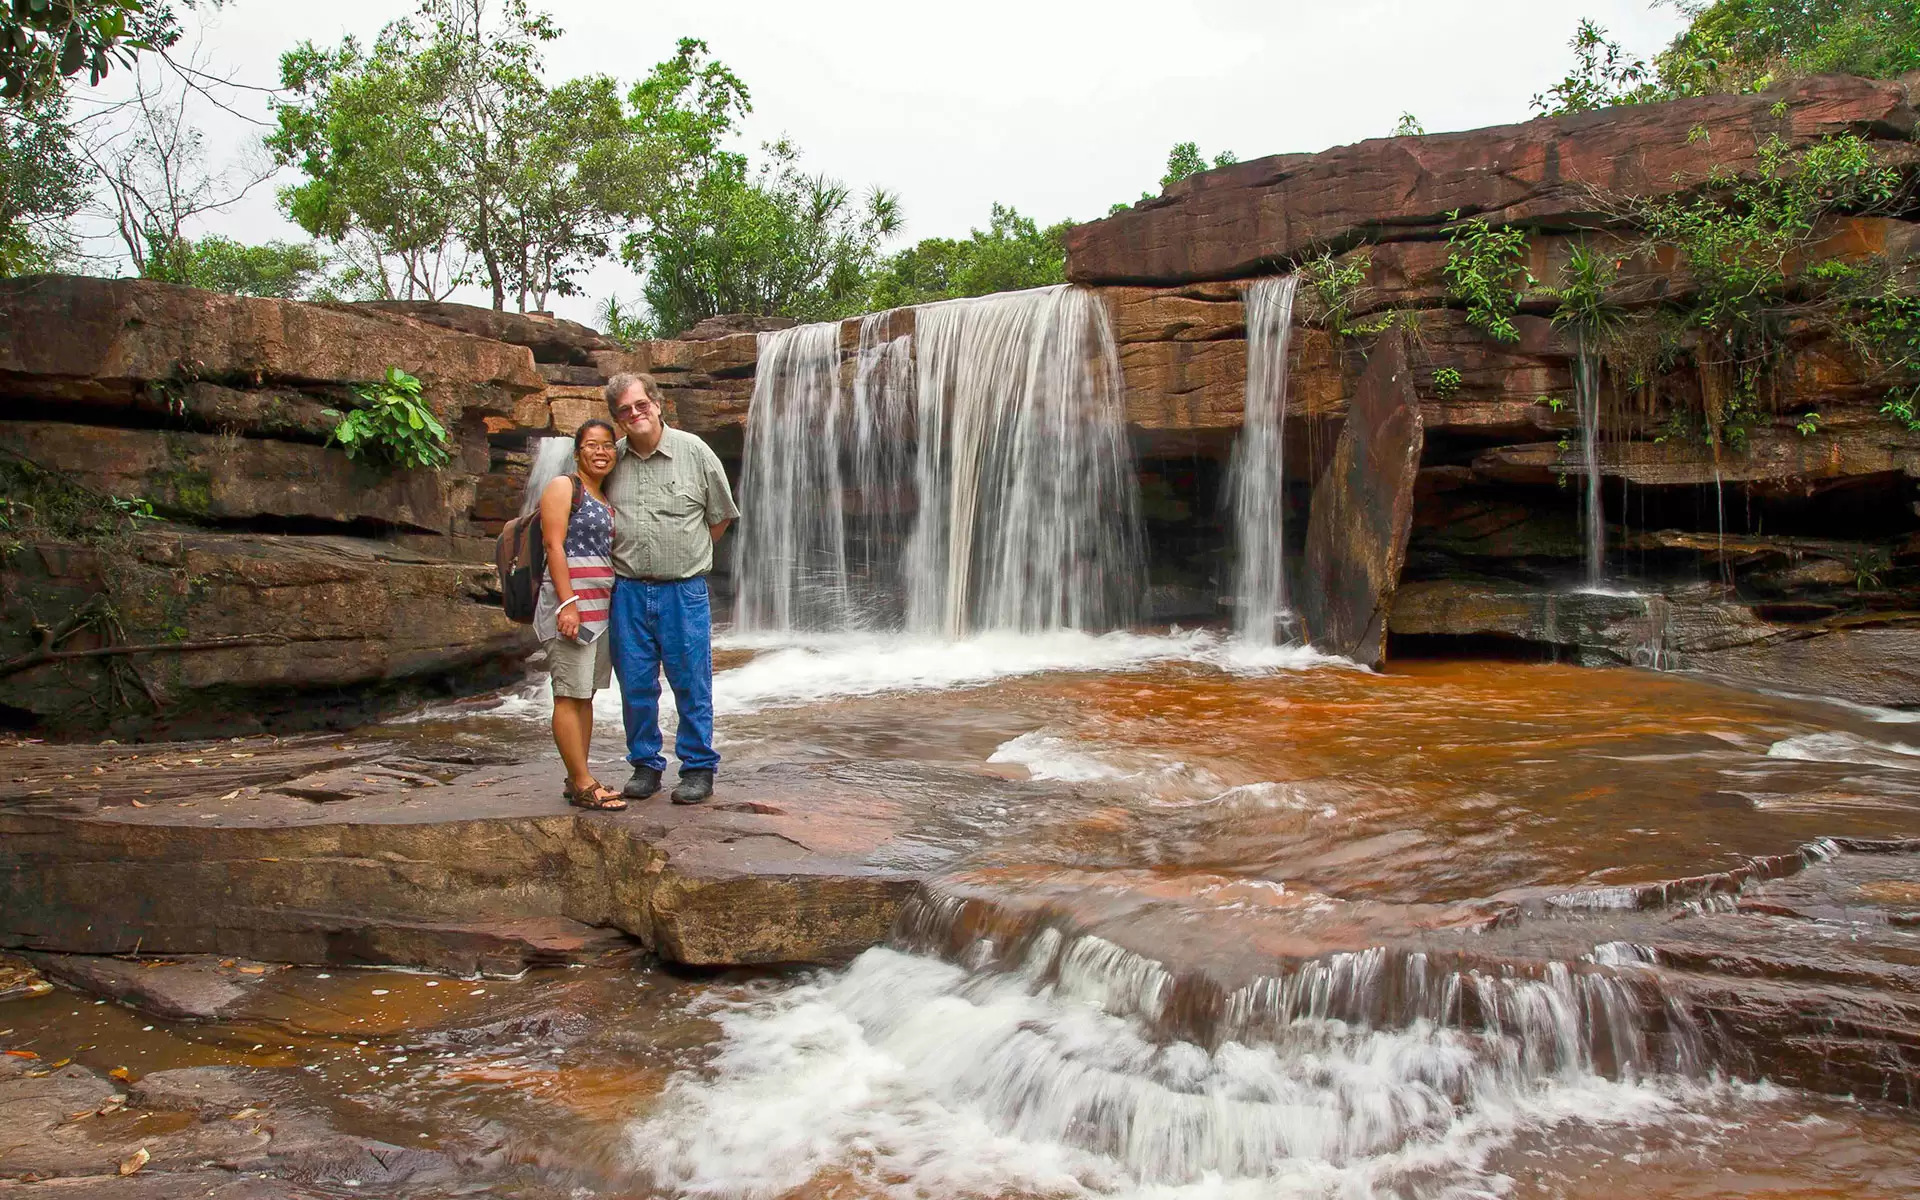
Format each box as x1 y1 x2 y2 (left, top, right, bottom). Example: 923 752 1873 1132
574 418 618 452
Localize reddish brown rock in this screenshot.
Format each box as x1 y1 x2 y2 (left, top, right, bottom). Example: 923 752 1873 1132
0 749 932 969
0 276 543 424
0 531 533 734
0 421 470 534
1297 330 1425 667
1067 75 1920 285
349 299 617 364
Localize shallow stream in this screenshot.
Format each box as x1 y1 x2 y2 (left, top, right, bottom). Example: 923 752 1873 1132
14 632 1920 1197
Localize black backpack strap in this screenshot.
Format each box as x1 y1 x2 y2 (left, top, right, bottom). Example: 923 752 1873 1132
568 472 582 513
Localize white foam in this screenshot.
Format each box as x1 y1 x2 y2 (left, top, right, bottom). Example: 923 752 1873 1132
625 947 1764 1200
988 732 1136 783
1766 731 1920 770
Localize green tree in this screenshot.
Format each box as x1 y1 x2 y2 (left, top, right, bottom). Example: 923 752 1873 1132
626 137 901 335
269 0 640 311
141 234 326 297
1110 140 1238 214
0 94 87 274
866 204 1069 309
0 0 180 101
269 32 467 301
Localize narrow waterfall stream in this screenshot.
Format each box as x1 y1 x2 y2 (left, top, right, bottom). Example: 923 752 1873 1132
1229 275 1301 646
519 436 580 516
1573 342 1606 587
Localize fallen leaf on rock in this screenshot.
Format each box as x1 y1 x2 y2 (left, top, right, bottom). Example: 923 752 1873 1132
220 959 236 968
109 1066 133 1081
119 1147 149 1176
98 1095 127 1115
5 1049 39 1059
219 789 241 801
257 857 279 862
230 1106 264 1120
129 799 149 808
238 965 266 975
65 1109 96 1122
49 1057 69 1068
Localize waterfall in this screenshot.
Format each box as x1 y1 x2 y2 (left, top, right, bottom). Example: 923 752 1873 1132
1228 274 1301 646
1574 340 1606 587
904 286 1144 636
518 436 578 516
734 289 1140 637
733 321 852 631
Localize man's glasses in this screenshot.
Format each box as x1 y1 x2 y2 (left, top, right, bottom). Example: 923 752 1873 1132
613 400 658 417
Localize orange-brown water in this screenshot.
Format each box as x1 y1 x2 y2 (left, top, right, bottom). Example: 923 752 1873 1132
11 647 1920 1197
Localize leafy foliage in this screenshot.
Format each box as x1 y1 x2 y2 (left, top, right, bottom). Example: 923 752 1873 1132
328 367 449 470
1391 112 1424 137
140 234 326 297
595 295 654 347
0 93 86 274
1532 19 1655 116
866 204 1068 310
0 0 179 101
1431 367 1463 397
1443 212 1536 343
1656 0 1920 96
1642 134 1898 336
1549 242 1626 343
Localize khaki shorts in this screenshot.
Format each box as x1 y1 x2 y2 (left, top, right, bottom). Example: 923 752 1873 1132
545 632 612 699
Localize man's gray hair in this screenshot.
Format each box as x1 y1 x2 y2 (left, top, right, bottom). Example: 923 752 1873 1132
605 372 664 411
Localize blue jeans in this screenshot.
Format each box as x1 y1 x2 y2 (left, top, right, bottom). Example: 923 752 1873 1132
609 577 717 772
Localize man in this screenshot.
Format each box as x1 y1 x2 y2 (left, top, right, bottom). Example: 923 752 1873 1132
602 372 739 805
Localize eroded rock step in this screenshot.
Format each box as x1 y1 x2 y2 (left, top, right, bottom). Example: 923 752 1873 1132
897 839 1920 1106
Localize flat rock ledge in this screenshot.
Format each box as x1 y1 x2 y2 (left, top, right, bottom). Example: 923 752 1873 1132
0 737 927 973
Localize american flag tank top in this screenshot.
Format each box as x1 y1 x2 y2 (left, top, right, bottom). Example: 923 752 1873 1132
547 487 614 642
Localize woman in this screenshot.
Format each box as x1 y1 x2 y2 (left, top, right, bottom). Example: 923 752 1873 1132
535 419 625 810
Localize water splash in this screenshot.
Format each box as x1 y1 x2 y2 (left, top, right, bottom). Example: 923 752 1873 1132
1229 275 1302 647
627 927 1718 1197
905 286 1143 636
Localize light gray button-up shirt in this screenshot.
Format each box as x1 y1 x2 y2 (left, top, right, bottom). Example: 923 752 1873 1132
605 426 740 580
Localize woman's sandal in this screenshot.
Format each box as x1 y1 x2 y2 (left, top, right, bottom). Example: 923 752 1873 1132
564 779 628 811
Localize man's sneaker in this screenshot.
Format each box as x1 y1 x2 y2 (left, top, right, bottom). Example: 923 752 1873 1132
623 766 663 800
671 768 714 805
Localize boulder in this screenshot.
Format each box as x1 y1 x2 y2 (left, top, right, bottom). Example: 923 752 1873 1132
1066 74 1920 285
0 276 543 425
348 299 617 364
1297 330 1425 666
678 313 799 341
0 421 468 534
0 531 533 734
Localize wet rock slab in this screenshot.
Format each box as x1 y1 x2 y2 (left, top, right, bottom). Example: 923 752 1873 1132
0 1057 456 1195
0 736 932 971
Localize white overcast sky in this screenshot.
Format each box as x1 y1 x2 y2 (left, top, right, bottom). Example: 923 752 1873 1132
89 0 1690 325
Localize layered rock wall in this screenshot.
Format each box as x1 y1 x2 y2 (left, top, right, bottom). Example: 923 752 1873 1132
0 277 544 734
